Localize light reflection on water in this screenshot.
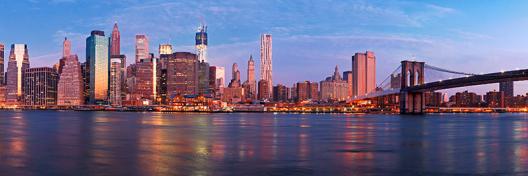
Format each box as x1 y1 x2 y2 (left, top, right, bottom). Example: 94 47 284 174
0 112 528 175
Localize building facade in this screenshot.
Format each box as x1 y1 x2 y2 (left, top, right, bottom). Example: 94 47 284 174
86 30 109 104
135 35 149 63
159 44 172 55
57 55 84 106
166 52 198 99
258 79 270 101
110 23 120 57
260 34 273 97
320 66 349 101
209 66 225 98
109 58 122 106
352 51 376 97
198 61 210 95
273 84 289 102
243 55 257 100
23 67 58 106
6 44 30 105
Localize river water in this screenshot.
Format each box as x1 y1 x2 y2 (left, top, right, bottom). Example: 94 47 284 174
0 111 527 175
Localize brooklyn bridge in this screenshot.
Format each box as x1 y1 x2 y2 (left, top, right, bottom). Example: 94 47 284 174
353 60 528 114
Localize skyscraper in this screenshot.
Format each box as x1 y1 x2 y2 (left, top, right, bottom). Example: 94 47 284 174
135 35 149 63
195 24 208 62
24 67 58 106
499 81 514 98
260 34 273 97
134 58 155 103
198 61 210 95
209 66 225 98
109 58 122 106
243 55 257 100
222 63 244 103
0 43 4 85
57 55 84 106
86 30 109 104
57 37 72 75
166 52 198 99
110 23 120 57
159 44 172 55
320 66 349 101
499 80 514 106
63 37 71 57
343 71 353 98
228 63 241 88
352 51 376 97
6 44 30 105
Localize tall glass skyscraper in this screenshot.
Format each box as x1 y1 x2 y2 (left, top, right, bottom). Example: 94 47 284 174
86 30 109 104
6 44 30 105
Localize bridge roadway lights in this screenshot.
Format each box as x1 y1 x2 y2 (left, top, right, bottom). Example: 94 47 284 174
399 91 424 115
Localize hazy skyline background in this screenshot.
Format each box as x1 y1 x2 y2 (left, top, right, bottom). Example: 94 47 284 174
2 0 528 95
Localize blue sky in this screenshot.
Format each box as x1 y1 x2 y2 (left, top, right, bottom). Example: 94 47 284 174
2 0 528 95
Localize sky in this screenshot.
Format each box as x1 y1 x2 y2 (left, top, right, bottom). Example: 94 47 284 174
2 0 528 96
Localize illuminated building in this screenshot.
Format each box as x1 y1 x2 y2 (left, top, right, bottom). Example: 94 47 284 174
110 23 120 56
258 79 270 101
449 90 482 107
484 90 504 108
352 51 376 97
320 66 348 101
166 52 198 99
228 63 241 88
295 81 318 102
243 55 257 100
135 35 149 63
223 63 244 103
159 44 172 55
24 67 58 106
424 91 444 107
109 58 122 106
195 24 208 62
6 44 30 105
343 71 353 98
0 86 5 105
57 55 84 106
56 38 71 75
260 34 273 98
86 30 109 104
134 57 155 104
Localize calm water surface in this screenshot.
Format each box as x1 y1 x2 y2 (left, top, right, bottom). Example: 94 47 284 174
1 111 528 175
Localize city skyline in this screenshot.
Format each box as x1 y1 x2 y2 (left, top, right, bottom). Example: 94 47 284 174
3 1 528 95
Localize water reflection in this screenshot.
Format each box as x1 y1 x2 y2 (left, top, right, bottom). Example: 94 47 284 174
1 112 528 175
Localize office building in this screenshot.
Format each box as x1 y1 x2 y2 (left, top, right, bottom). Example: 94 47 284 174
6 44 30 105
57 55 84 106
352 51 376 97
86 30 109 104
23 67 58 106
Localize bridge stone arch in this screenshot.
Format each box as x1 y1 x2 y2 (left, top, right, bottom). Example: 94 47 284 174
400 60 425 114
401 61 425 88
